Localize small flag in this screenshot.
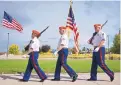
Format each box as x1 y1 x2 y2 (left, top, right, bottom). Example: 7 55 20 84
2 11 23 32
66 5 80 53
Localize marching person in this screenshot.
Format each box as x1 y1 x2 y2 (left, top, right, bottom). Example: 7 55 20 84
51 26 78 82
20 30 47 82
87 24 114 81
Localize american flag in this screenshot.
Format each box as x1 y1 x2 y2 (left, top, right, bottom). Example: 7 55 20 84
2 11 23 32
66 6 80 53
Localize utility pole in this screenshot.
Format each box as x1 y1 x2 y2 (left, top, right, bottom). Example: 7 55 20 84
107 35 110 59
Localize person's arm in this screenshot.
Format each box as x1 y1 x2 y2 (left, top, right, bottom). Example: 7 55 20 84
24 40 32 51
54 36 66 55
54 44 64 55
94 40 105 52
88 32 98 44
94 32 106 52
56 44 64 52
53 45 64 56
98 32 106 48
27 48 33 55
98 40 105 48
27 40 36 54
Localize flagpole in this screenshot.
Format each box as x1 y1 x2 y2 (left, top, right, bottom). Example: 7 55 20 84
70 0 73 6
7 33 9 58
70 0 79 55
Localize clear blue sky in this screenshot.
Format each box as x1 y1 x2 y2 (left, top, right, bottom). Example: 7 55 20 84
0 1 120 52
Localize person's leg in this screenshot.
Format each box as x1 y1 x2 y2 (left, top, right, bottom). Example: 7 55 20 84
23 58 33 81
31 52 47 80
97 47 114 81
54 56 61 79
61 49 77 79
90 52 98 80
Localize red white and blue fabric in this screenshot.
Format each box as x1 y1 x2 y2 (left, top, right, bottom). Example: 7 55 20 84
2 11 23 32
66 6 79 52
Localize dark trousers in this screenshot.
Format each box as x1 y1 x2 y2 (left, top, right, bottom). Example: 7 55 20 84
54 48 77 79
90 47 114 80
23 52 47 81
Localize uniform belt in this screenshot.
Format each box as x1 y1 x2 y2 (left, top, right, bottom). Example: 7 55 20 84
94 46 98 49
32 51 39 52
94 46 105 49
62 47 68 49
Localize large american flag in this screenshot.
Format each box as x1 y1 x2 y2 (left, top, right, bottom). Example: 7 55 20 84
2 11 23 32
66 6 80 53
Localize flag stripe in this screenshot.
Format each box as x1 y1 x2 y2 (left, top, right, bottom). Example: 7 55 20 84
2 11 23 32
2 19 15 29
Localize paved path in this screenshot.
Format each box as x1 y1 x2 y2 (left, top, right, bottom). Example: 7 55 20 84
0 73 120 85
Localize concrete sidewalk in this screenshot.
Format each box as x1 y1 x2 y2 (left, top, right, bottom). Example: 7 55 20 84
0 73 120 85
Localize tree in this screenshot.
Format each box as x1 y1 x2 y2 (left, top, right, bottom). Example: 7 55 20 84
79 49 82 54
41 45 50 53
82 47 86 51
110 34 120 54
9 44 19 55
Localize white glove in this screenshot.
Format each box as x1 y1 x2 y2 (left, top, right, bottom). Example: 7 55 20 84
53 50 58 56
94 47 100 52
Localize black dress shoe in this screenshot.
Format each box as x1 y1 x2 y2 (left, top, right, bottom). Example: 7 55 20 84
19 79 28 82
87 79 97 81
51 78 60 81
110 77 114 82
40 79 45 82
72 74 78 82
40 77 47 82
110 72 114 82
109 72 114 82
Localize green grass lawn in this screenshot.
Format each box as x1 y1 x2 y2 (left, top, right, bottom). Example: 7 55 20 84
0 59 120 73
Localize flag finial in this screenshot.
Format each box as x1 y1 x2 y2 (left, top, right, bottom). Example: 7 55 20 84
70 0 73 6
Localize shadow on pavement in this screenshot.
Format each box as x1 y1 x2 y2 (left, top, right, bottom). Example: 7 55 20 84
0 74 20 80
0 74 110 82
